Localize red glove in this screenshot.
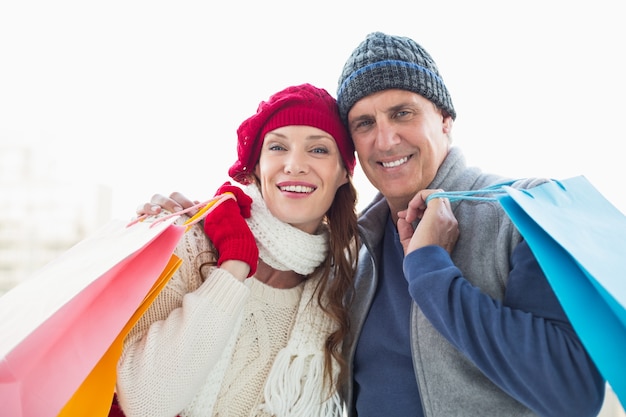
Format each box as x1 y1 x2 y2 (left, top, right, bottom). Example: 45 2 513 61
204 182 258 277
214 182 253 218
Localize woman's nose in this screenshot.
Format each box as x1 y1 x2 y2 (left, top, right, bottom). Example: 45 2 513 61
284 151 309 174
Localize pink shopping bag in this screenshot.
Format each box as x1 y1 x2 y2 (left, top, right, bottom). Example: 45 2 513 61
0 215 186 417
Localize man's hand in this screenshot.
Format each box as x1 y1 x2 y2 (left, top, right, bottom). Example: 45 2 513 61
136 192 198 216
397 189 459 256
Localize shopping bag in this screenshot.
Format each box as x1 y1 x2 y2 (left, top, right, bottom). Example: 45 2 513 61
0 193 232 417
0 215 185 417
58 253 182 417
497 176 626 405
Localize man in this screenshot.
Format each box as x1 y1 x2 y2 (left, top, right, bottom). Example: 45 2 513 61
336 31 604 417
139 32 605 417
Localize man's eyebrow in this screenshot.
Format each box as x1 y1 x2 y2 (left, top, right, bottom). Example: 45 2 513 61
348 114 371 129
387 102 414 113
350 114 371 122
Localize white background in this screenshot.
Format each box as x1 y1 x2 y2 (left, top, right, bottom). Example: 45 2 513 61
1 0 624 219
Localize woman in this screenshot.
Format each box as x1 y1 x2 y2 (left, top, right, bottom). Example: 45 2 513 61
115 84 359 417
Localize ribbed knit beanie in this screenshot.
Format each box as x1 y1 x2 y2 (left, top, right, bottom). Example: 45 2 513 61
229 83 355 184
336 31 456 123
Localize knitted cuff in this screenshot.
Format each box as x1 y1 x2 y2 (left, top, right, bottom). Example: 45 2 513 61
216 238 259 277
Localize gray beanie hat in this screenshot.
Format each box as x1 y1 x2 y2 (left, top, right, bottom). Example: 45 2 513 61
337 31 456 123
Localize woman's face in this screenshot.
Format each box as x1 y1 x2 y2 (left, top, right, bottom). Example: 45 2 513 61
255 125 348 234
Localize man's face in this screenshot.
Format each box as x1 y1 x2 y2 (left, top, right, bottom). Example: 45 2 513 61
346 89 452 210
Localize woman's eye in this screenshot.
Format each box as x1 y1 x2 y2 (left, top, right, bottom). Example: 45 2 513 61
311 147 329 154
268 144 286 151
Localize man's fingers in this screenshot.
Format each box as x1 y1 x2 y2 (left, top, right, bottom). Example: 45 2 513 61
397 217 415 254
167 192 195 210
136 201 162 216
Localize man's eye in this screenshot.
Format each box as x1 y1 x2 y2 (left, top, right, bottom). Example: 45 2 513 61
395 110 410 118
354 120 373 130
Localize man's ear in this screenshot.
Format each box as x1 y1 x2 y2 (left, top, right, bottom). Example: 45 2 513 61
442 114 454 134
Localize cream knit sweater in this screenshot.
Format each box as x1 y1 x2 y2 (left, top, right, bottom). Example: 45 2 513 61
116 219 340 417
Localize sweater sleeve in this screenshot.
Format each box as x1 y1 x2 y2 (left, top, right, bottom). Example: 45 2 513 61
403 240 605 417
116 222 250 417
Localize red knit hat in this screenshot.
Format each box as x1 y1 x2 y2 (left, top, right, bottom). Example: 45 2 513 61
228 83 355 184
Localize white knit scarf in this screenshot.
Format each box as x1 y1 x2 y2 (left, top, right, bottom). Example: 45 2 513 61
261 275 342 417
244 184 329 275
244 184 342 416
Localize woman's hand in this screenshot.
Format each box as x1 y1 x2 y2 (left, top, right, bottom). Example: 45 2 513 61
203 182 259 278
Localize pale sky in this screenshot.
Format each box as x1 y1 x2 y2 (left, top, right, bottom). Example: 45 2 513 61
1 0 625 220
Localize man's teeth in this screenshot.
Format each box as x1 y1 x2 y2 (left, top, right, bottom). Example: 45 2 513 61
381 156 408 168
280 185 314 193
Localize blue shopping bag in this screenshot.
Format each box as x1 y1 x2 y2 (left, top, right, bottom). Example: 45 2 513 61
498 176 626 405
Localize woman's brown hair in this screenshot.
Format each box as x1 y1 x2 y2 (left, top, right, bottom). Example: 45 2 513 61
314 178 359 394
